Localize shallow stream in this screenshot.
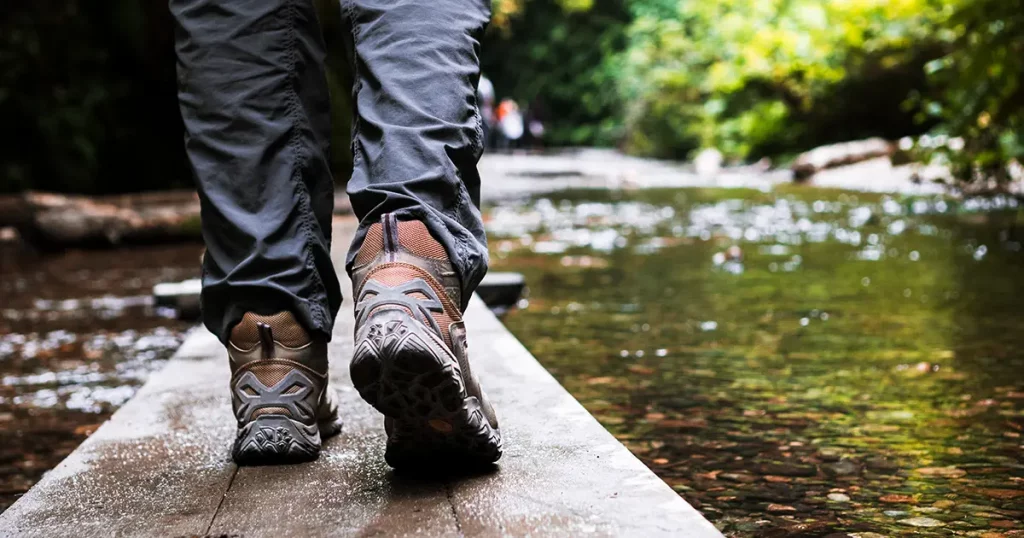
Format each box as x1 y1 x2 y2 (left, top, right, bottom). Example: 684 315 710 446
486 185 1024 536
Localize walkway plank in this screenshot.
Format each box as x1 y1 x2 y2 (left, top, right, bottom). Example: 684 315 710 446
0 331 233 537
0 219 722 538
207 317 461 537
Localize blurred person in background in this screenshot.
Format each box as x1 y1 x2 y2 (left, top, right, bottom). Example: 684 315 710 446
495 98 524 151
172 0 501 468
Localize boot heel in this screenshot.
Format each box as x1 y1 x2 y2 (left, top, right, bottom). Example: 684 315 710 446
233 414 321 465
227 312 340 466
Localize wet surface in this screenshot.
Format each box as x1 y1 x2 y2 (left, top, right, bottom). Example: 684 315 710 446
2 171 1022 535
1 220 720 538
0 243 201 510
485 186 1024 537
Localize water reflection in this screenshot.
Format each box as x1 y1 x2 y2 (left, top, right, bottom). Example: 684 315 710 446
487 187 1024 537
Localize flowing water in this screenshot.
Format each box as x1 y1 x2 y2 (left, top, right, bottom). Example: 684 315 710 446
0 242 201 510
486 186 1024 537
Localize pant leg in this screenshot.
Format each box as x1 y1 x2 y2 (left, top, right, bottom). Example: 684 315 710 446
172 0 342 343
341 0 491 311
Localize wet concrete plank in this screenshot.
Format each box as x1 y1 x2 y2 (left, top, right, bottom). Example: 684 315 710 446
1 219 721 537
207 324 462 537
207 220 462 537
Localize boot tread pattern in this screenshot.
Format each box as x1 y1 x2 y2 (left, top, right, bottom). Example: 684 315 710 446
351 310 502 468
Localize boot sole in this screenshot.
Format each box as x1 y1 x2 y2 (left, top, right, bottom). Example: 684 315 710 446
232 414 343 465
232 414 316 465
350 310 502 469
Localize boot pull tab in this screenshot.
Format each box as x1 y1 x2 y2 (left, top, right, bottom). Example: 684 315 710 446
382 213 399 262
257 322 275 360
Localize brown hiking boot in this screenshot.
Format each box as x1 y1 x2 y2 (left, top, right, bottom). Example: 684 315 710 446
350 214 501 468
227 311 343 464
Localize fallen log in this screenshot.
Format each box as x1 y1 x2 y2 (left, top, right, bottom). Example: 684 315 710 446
2 190 201 247
0 190 354 247
792 138 896 181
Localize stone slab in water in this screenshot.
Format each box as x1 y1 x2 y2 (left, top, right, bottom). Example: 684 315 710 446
477 271 526 310
0 220 720 538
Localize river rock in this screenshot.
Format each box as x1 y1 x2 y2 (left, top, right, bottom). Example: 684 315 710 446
865 457 899 472
826 459 861 476
914 466 966 478
879 494 916 504
758 462 818 477
979 488 1024 500
899 516 945 527
720 472 758 484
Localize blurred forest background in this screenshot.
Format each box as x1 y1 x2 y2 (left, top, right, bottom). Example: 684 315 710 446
1 0 1020 194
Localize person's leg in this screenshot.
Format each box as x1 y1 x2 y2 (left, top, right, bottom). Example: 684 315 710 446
342 0 490 307
172 0 343 463
173 0 342 342
340 0 501 468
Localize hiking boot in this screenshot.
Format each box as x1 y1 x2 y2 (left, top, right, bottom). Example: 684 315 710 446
349 214 501 468
227 311 343 464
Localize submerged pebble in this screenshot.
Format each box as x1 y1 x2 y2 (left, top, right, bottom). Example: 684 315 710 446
899 516 945 528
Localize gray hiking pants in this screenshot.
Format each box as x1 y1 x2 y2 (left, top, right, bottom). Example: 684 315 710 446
171 0 490 343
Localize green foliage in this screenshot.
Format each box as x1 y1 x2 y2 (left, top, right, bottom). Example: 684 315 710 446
917 0 1024 185
611 0 1022 182
618 0 951 160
